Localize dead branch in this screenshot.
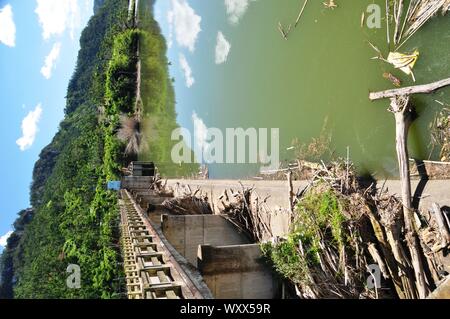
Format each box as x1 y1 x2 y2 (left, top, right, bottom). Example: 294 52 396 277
369 77 450 100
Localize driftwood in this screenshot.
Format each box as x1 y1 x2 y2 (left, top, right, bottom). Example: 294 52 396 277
431 203 450 249
286 171 295 213
387 0 448 49
204 161 448 299
160 182 212 215
149 175 174 197
278 22 289 40
218 184 273 242
369 77 450 100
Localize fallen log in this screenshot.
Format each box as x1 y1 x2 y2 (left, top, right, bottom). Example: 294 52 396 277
369 77 450 100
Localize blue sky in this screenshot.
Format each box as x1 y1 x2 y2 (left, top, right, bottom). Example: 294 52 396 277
154 0 258 176
0 0 94 251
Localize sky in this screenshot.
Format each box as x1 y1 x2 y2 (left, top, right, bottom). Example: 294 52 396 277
154 0 252 163
0 0 94 252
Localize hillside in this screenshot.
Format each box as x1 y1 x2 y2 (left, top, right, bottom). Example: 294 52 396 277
0 0 190 299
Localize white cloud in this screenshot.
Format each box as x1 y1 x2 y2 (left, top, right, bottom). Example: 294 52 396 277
224 0 256 25
16 104 43 151
35 0 80 40
192 111 208 151
179 53 195 88
41 42 62 79
0 231 13 248
215 31 231 64
0 4 16 47
167 0 201 52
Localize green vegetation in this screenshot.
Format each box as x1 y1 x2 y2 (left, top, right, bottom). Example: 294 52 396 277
0 0 197 299
261 187 348 285
0 0 129 299
105 29 140 116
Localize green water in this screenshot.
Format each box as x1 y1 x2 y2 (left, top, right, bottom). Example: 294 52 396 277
154 0 450 178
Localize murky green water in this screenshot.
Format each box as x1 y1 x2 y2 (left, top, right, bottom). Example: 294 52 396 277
153 0 450 178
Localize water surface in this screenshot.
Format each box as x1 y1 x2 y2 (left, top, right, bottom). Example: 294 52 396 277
152 0 450 178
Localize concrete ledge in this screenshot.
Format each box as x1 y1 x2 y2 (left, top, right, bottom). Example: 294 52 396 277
198 244 267 275
197 244 277 299
162 214 250 267
122 176 153 190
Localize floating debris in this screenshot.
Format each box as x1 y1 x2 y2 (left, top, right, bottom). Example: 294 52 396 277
383 72 402 87
323 0 337 10
295 0 309 27
387 50 419 81
391 0 448 49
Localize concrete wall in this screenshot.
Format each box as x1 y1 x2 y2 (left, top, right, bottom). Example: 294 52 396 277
161 215 250 267
198 244 277 299
166 179 450 238
122 176 153 190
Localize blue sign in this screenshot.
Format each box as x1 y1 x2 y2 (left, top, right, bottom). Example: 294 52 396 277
107 181 121 191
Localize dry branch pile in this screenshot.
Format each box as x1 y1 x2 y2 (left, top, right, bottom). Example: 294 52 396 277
243 161 449 298
217 183 275 242
161 183 213 215
390 0 449 49
148 175 174 197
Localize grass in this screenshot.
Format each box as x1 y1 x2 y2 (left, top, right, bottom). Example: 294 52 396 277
262 186 348 285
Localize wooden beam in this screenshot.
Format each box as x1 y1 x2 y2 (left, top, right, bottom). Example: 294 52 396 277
369 77 450 100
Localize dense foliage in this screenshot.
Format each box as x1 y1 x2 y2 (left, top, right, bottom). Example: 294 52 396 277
0 0 129 299
0 0 197 299
105 29 139 116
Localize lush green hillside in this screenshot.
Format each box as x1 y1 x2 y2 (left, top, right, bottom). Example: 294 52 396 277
1 0 130 299
0 0 197 299
1 0 128 299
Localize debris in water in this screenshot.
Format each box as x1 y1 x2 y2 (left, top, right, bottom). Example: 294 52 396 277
295 0 309 27
323 0 337 9
387 50 419 82
383 72 402 87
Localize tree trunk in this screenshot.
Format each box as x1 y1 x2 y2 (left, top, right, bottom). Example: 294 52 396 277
392 97 430 298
